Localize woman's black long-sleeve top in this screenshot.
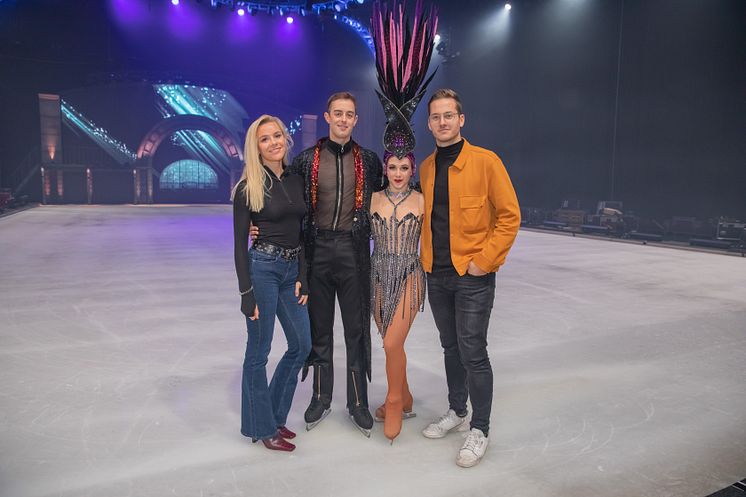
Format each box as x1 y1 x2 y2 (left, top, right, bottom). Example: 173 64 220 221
233 166 308 315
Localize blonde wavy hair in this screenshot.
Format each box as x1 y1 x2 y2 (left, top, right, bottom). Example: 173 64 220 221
232 114 294 212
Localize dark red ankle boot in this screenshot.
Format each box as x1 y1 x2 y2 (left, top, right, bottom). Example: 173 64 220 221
277 426 296 439
253 435 295 452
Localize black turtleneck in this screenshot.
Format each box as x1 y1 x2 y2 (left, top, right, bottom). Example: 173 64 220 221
431 138 465 275
326 138 351 154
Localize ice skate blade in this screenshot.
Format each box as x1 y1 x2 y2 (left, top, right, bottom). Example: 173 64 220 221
305 408 331 431
349 415 372 438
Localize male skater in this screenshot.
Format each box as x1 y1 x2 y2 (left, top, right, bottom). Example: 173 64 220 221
290 92 383 436
419 89 520 467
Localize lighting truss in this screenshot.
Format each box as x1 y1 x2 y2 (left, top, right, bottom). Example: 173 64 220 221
337 15 373 53
201 1 369 16
183 1 375 53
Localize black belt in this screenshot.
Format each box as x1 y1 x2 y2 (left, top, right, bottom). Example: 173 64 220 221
252 241 301 260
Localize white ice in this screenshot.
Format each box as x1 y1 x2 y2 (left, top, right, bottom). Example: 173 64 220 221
1 205 745 497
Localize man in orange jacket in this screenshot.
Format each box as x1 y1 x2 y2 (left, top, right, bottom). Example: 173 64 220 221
419 89 520 468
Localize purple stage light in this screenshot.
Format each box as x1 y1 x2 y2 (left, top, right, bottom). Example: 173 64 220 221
286 16 294 24
227 7 256 43
237 7 245 16
167 1 204 40
171 0 179 5
108 0 150 28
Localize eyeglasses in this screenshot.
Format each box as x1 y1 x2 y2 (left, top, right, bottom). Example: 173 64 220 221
428 112 460 123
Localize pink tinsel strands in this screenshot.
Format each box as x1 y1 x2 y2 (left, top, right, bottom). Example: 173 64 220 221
371 0 438 108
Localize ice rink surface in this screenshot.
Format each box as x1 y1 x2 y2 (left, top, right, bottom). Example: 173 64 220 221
1 205 745 497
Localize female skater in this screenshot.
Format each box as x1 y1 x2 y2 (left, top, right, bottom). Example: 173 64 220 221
232 115 311 452
369 0 438 442
370 152 425 443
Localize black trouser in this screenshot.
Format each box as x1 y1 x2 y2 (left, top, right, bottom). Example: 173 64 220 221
308 231 368 410
427 271 496 435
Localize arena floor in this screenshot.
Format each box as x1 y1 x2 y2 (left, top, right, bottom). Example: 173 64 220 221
1 205 745 497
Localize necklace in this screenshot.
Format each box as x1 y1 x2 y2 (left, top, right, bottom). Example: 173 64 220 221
385 187 412 203
384 187 412 220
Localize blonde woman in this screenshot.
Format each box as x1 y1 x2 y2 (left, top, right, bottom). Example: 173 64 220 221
232 115 310 452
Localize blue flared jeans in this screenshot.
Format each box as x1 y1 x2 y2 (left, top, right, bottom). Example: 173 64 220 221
240 249 312 441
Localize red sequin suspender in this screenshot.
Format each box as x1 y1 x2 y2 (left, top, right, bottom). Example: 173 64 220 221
353 144 364 210
310 139 323 210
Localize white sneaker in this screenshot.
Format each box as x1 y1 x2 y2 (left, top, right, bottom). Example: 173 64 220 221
456 428 489 468
421 409 467 439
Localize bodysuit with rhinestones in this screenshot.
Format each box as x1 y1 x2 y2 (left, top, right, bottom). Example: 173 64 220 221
370 190 426 336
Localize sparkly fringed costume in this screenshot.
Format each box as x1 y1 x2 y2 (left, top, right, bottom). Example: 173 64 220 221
370 192 425 337
370 0 437 441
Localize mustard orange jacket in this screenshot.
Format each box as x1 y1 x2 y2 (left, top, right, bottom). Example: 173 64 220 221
420 139 521 275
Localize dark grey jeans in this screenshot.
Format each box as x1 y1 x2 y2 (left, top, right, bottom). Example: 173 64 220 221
427 271 496 435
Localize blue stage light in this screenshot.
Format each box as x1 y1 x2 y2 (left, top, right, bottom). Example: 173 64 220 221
61 100 136 165
338 15 374 54
286 16 294 24
288 116 303 136
171 0 179 5
160 159 218 190
153 85 252 171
